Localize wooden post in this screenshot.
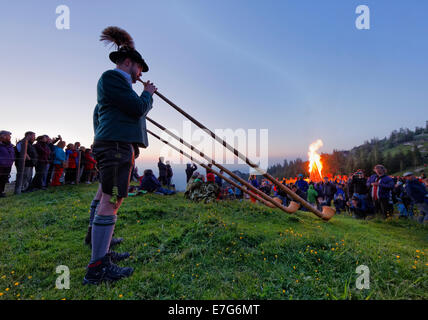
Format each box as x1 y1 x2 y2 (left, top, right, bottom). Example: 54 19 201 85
14 139 28 195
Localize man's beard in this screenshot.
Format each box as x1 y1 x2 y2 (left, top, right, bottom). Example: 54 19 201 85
130 72 137 83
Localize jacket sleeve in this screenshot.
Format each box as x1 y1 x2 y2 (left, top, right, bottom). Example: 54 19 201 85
101 71 153 119
379 177 394 189
93 104 99 134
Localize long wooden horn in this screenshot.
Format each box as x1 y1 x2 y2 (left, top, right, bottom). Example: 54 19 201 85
147 119 300 213
147 129 299 214
149 136 272 206
139 79 334 220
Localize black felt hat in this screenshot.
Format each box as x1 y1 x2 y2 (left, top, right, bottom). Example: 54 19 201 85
101 26 149 72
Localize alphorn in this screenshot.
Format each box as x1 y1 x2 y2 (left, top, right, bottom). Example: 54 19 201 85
138 79 335 220
147 131 270 206
147 128 299 214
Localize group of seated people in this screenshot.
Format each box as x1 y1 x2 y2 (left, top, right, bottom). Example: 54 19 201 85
184 172 220 203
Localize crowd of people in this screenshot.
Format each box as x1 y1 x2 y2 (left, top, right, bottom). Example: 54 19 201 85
1 130 427 223
244 164 427 223
180 160 427 223
0 130 97 197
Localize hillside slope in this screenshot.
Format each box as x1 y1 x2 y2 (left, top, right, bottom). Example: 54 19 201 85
0 184 427 300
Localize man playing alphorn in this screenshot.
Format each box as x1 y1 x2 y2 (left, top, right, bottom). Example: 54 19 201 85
83 26 156 285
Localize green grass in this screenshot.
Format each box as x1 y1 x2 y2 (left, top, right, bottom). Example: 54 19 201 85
0 184 427 300
382 141 428 158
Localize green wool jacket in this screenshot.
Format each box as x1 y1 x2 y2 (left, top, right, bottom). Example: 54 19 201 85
93 70 153 147
307 185 318 204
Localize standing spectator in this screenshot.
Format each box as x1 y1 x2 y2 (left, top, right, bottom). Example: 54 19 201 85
185 163 197 183
83 149 97 184
51 141 66 186
235 182 243 200
321 177 336 206
0 131 15 197
215 170 224 188
291 184 307 200
349 170 367 198
205 163 213 175
166 160 173 188
77 146 86 183
403 172 428 224
307 184 318 208
14 131 36 193
45 135 62 186
276 179 290 206
65 143 78 184
157 157 167 186
369 164 394 219
295 174 309 199
30 135 51 190
248 174 259 203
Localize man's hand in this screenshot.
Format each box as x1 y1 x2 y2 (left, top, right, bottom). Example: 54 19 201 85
144 80 157 96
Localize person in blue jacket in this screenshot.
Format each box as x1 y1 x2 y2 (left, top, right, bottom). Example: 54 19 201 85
295 174 309 200
83 26 157 285
403 172 428 224
369 164 395 219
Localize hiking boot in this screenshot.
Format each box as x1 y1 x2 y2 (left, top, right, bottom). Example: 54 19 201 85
109 237 124 248
82 255 133 285
108 251 130 263
84 226 92 246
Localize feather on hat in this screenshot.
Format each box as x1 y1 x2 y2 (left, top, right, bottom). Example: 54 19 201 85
100 26 148 72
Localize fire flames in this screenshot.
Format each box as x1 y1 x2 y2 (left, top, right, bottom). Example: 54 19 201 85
308 139 324 182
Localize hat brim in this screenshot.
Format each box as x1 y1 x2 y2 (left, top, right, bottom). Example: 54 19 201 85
109 51 149 72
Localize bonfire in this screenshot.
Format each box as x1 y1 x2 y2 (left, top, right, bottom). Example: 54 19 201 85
308 139 324 182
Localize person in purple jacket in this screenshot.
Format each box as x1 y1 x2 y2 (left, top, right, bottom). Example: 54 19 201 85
368 164 395 219
0 130 15 197
30 135 51 190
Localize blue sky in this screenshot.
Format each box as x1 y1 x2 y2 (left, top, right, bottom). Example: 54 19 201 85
1 0 427 179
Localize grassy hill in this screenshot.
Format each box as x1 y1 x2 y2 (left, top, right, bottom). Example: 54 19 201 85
0 184 427 300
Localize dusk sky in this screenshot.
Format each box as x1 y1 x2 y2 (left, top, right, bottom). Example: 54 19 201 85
1 0 427 181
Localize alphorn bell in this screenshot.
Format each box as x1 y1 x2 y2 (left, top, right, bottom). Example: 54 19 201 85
138 78 335 220
147 129 299 214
